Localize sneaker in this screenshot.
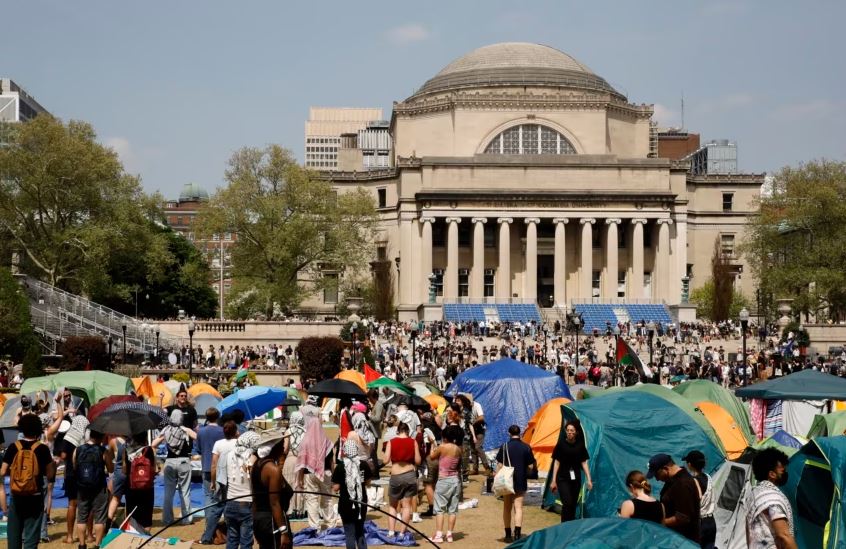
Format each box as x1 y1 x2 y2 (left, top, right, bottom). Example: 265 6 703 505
387 531 395 538
446 532 453 543
432 532 444 543
412 513 422 523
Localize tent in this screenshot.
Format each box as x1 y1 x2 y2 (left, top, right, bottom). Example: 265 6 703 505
735 369 846 400
522 397 571 474
335 369 366 392
506 517 698 549
783 437 846 549
445 358 572 451
188 382 223 400
710 457 754 549
20 371 132 404
807 410 846 438
753 429 806 457
546 391 724 518
696 401 750 460
674 379 754 444
148 381 173 406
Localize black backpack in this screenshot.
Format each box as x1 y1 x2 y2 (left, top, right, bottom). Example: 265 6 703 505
76 443 106 492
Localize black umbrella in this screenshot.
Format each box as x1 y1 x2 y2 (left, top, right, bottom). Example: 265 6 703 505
89 406 169 437
394 393 432 411
307 378 366 399
280 396 302 407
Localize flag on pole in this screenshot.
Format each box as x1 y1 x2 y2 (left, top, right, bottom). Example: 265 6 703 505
364 363 381 384
234 362 250 381
616 335 652 379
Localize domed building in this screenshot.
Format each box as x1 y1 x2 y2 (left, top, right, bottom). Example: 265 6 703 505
324 43 762 324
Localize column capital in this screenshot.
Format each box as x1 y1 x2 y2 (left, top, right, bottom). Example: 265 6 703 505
605 218 622 225
419 216 436 224
524 217 541 225
631 218 648 225
579 218 596 225
656 218 674 225
497 217 514 224
552 217 570 225
445 217 462 224
471 217 488 224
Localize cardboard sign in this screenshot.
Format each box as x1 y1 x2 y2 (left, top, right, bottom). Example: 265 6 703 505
105 532 193 549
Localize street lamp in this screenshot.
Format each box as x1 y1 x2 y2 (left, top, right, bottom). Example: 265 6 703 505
153 324 160 366
188 316 197 380
571 313 582 373
647 321 656 383
410 329 418 375
121 324 127 363
351 321 358 369
542 324 549 367
107 335 113 371
739 307 749 385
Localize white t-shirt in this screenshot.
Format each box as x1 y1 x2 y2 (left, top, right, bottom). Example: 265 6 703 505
226 451 254 501
212 438 237 486
471 401 484 422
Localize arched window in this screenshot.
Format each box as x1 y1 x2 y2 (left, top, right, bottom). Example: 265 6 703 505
483 124 576 155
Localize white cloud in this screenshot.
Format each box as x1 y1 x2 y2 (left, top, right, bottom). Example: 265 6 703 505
386 23 430 45
104 136 138 173
652 103 679 128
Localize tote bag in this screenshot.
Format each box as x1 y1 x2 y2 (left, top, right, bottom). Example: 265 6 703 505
493 442 515 497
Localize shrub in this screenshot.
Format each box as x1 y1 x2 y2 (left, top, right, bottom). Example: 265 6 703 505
297 336 344 382
60 336 109 371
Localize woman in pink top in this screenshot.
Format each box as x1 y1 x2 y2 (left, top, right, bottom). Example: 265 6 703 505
428 428 463 543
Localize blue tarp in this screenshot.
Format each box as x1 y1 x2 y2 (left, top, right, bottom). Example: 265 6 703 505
293 521 418 546
445 358 572 451
506 517 698 549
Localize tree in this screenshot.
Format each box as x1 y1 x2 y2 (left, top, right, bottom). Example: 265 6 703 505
743 160 846 321
296 336 345 383
195 146 376 317
0 267 42 377
60 336 109 371
689 279 749 321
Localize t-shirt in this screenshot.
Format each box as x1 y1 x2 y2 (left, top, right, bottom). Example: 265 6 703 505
331 460 371 521
551 439 589 485
2 438 54 509
660 468 701 542
212 438 237 486
195 424 224 473
495 438 536 493
166 404 198 430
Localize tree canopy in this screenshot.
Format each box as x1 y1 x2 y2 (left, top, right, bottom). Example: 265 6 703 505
743 159 846 321
0 267 42 377
195 145 376 317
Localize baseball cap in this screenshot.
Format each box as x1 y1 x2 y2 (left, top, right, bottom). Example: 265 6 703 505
646 453 673 479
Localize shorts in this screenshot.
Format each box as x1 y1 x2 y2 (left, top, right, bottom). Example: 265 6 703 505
63 477 78 501
111 472 127 499
434 476 460 515
77 487 109 525
423 458 439 486
388 470 418 501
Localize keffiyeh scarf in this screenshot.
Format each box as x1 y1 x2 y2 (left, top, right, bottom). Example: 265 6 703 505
285 411 306 456
342 439 363 512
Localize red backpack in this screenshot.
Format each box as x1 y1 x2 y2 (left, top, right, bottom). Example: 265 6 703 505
129 447 155 490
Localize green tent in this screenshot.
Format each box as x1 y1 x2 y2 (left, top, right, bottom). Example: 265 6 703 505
507 517 698 549
783 436 846 549
673 379 755 444
806 410 846 439
367 377 413 395
20 371 133 404
735 368 846 400
545 392 725 518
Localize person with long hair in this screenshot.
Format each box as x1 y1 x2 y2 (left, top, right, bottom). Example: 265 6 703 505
384 421 421 542
332 439 371 549
282 411 306 520
296 415 337 530
122 432 157 528
495 425 536 543
619 470 664 523
252 430 294 549
549 420 593 522
429 425 462 543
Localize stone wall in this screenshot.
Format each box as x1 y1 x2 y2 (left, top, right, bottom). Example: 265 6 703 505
158 320 343 349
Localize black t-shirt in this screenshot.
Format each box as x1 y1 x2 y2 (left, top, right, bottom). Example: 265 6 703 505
3 438 54 515
166 404 198 430
660 468 701 542
551 438 589 485
331 460 370 521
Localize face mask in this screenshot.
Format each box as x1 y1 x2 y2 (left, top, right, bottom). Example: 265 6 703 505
775 471 788 487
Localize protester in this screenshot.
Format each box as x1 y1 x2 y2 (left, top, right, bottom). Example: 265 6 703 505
647 453 701 543
123 432 157 528
683 450 717 549
225 430 261 549
550 420 593 522
747 448 797 549
282 411 306 520
209 420 240 538
495 425 537 543
296 415 337 530
196 408 225 544
74 429 113 549
420 411 442 517
619 470 664 523
167 387 199 429
332 439 371 549
0 413 56 548
152 409 198 526
429 424 462 544
106 434 127 531
252 429 293 549
384 421 421 541
62 415 89 544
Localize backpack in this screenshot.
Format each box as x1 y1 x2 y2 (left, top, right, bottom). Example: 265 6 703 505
76 443 106 492
129 447 155 490
10 440 42 496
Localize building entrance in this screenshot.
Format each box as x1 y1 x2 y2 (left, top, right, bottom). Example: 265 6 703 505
538 254 555 307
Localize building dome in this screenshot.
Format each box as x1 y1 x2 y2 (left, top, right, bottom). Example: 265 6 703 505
179 182 209 202
410 42 624 100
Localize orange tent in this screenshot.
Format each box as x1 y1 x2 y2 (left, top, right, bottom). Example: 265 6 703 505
188 383 222 400
132 377 154 399
697 401 749 460
522 397 571 474
335 370 366 392
148 381 173 407
424 393 448 414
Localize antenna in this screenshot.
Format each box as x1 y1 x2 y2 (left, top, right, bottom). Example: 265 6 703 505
681 91 685 130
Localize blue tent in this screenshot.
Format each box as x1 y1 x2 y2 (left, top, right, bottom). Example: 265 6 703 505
445 358 572 451
507 517 698 549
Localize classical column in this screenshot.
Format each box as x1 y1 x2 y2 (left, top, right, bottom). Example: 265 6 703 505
445 217 461 298
552 218 569 306
471 218 487 298
605 219 621 298
419 217 435 303
497 218 513 298
673 215 688 305
398 216 414 305
630 219 647 299
656 219 673 302
580 218 596 298
524 218 540 300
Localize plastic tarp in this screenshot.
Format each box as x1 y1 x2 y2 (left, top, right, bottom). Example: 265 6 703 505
445 358 572 451
674 380 755 444
753 429 806 457
506 517 698 549
783 436 846 549
20 371 132 404
735 369 846 400
550 392 724 518
807 410 846 438
293 520 416 546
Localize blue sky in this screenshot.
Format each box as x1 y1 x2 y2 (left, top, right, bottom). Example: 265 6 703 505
6 1 844 198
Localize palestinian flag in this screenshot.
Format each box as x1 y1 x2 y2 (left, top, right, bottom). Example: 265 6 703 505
616 335 653 379
234 361 250 381
364 363 381 384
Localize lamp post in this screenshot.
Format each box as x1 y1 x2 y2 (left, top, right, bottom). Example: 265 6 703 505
154 324 160 366
647 321 656 383
572 313 582 372
121 324 127 364
107 335 113 371
739 307 749 385
542 325 549 367
351 321 358 369
410 329 417 375
188 317 196 380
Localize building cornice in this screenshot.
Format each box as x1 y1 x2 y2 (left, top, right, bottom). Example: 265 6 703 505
321 168 398 182
686 173 766 186
415 189 676 204
398 154 674 170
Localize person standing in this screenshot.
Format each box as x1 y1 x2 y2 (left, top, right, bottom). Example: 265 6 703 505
196 408 225 544
495 425 537 543
123 432 157 529
647 453 701 543
210 421 239 530
296 415 337 531
549 421 593 522
683 450 717 549
73 429 113 549
429 426 462 544
619 470 664 523
252 431 293 549
225 431 260 549
60 415 89 544
332 440 370 549
281 412 306 520
152 409 197 526
106 435 127 531
746 448 797 549
0 414 56 549
384 421 421 542
167 388 198 430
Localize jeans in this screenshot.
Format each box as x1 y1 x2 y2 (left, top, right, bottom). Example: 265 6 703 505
40 488 50 540
224 501 253 549
343 519 367 549
162 457 192 525
201 473 225 543
8 496 44 549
